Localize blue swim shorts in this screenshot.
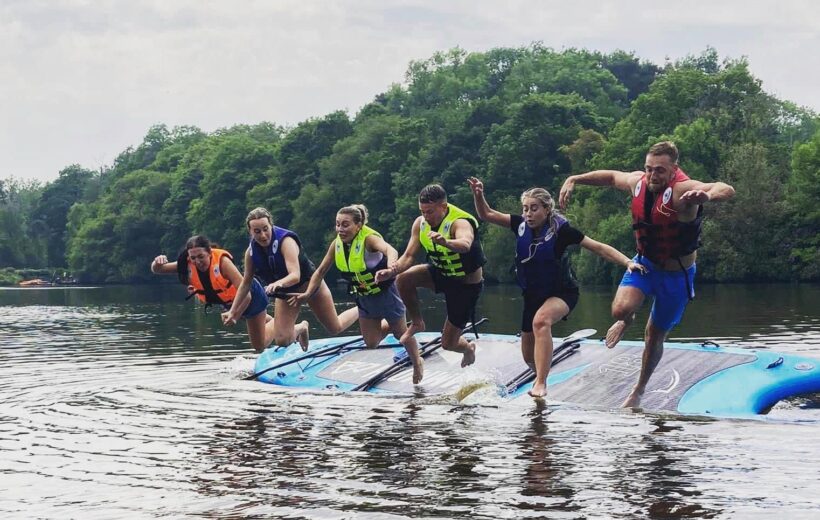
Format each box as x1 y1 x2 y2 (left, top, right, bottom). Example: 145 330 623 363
241 278 270 319
619 255 696 331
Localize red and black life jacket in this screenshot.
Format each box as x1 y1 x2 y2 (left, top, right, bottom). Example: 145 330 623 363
631 168 702 264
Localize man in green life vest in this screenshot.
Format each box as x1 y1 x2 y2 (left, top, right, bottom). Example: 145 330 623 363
383 184 486 367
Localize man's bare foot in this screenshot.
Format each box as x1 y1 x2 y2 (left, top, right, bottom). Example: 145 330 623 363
528 382 547 398
296 321 310 352
401 320 425 344
412 357 424 384
606 320 628 349
621 386 644 408
461 341 476 368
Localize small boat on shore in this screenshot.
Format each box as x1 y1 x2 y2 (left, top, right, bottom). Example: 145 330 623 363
18 278 51 287
248 327 820 419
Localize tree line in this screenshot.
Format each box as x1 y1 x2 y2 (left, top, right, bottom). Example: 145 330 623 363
1 45 818 285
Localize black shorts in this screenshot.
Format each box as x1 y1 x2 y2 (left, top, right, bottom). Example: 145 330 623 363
428 265 484 329
521 290 579 333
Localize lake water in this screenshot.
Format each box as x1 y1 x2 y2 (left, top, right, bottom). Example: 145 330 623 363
1 283 819 518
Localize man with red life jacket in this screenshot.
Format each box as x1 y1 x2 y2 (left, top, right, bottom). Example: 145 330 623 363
558 141 735 407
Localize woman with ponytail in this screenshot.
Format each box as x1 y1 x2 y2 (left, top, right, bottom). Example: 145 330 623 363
292 204 424 384
224 207 359 352
468 178 645 398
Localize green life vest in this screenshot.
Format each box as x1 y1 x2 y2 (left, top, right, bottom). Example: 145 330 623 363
419 203 481 278
334 225 385 295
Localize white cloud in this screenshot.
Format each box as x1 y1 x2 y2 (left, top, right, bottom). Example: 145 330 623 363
1 0 818 182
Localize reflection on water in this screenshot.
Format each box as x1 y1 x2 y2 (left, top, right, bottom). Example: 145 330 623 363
1 283 819 517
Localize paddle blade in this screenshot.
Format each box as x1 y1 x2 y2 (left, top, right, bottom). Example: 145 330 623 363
560 328 596 345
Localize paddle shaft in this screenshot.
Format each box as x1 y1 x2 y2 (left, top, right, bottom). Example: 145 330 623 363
420 316 488 359
246 333 443 382
504 333 591 393
352 317 488 392
350 337 442 392
244 335 365 380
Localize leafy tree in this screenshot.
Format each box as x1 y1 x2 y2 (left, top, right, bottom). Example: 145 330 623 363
288 183 337 259
159 143 209 253
5 45 816 285
151 126 207 173
0 180 40 267
784 128 820 279
600 50 660 102
560 129 606 174
296 115 429 256
668 118 720 181
247 111 353 229
31 165 95 267
402 47 527 112
501 47 628 122
698 143 789 281
187 126 280 256
105 125 173 187
67 169 171 282
481 93 606 200
66 204 117 282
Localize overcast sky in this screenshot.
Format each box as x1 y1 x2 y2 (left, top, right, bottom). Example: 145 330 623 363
2 0 818 183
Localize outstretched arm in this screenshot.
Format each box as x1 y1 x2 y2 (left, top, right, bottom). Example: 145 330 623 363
468 176 511 228
679 181 736 206
392 217 423 275
219 255 252 318
370 234 400 283
367 234 398 263
150 255 178 275
224 249 255 325
580 237 647 274
559 170 640 209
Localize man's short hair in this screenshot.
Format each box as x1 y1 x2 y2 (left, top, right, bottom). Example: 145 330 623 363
648 141 679 164
418 184 447 204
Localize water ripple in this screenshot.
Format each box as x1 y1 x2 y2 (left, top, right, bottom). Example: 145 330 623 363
1 286 820 517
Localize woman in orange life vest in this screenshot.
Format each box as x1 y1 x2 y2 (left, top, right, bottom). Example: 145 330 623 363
223 207 359 351
291 204 424 384
150 235 276 352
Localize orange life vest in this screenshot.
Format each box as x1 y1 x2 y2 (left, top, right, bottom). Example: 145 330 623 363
187 248 238 305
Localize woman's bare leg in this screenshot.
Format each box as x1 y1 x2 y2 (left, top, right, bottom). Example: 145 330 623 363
528 298 570 398
246 312 277 353
389 318 423 383
308 281 358 335
271 297 308 350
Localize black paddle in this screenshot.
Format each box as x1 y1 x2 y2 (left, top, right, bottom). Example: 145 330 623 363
352 317 489 392
504 328 597 394
245 329 435 381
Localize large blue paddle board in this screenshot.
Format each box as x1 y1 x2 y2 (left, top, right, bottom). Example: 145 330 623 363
252 332 820 418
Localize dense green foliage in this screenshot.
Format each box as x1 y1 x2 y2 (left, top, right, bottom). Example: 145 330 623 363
1 45 817 285
0 177 44 268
